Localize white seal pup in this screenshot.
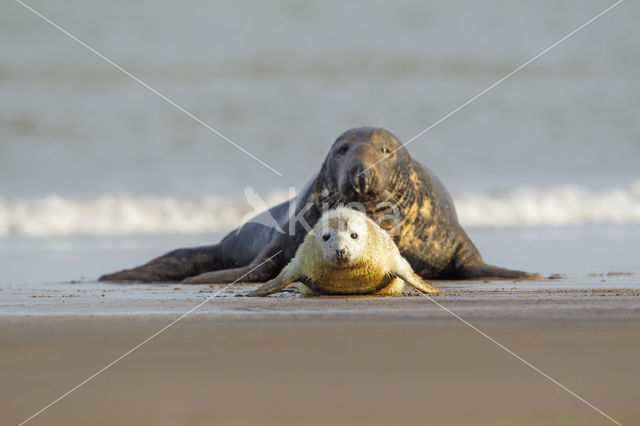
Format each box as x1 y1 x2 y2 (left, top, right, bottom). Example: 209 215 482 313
247 207 440 296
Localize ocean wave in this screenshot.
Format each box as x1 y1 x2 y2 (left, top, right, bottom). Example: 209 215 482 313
1 183 639 236
455 182 640 227
0 192 289 237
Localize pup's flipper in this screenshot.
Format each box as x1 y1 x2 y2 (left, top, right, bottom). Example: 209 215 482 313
391 249 440 294
246 274 295 296
395 271 440 295
392 256 440 295
246 261 299 297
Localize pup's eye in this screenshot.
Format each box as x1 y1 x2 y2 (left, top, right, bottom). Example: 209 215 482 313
350 233 358 239
381 146 390 154
336 145 348 155
323 234 331 241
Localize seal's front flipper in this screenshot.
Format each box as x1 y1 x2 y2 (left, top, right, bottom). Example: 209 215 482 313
392 256 440 295
182 261 280 284
246 262 299 296
182 241 286 284
246 274 295 296
182 269 236 284
394 271 440 295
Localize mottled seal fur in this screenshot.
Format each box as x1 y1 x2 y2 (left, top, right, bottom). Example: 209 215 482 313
100 127 535 284
247 207 440 296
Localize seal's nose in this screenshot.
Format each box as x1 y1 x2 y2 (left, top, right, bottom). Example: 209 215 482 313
348 167 372 194
336 248 346 257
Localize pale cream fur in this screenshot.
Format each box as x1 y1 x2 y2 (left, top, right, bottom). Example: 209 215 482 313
248 207 440 297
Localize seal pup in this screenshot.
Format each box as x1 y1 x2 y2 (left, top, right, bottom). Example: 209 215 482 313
101 127 536 283
247 207 440 296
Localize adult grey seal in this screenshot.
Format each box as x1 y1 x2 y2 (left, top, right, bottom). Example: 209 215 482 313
247 207 440 296
100 127 535 283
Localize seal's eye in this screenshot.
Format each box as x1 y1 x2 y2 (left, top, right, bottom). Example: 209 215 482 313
336 145 348 155
350 232 358 239
322 234 331 242
381 146 390 154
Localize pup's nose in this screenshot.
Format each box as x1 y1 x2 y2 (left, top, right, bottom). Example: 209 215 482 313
336 248 346 257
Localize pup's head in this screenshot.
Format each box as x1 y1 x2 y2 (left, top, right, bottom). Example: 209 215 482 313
315 207 369 266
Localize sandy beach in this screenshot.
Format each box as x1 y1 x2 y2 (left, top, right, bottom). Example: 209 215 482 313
2 277 639 426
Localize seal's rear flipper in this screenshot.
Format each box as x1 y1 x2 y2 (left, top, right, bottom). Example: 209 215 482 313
99 244 225 283
459 264 541 280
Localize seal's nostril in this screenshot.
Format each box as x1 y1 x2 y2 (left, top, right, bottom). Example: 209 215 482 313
358 173 367 192
347 165 378 197
362 169 373 190
348 167 364 193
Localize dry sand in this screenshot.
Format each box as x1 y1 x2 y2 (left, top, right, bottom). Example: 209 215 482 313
1 280 639 425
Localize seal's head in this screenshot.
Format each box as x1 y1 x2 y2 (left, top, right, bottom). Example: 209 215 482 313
322 127 410 201
315 207 369 266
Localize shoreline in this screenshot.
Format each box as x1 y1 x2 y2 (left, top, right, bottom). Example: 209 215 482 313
2 277 638 319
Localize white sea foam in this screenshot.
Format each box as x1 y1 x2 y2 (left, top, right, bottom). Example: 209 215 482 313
0 192 290 237
455 182 640 228
1 183 640 236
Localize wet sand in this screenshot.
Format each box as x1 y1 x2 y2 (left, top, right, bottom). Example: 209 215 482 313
2 278 639 425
